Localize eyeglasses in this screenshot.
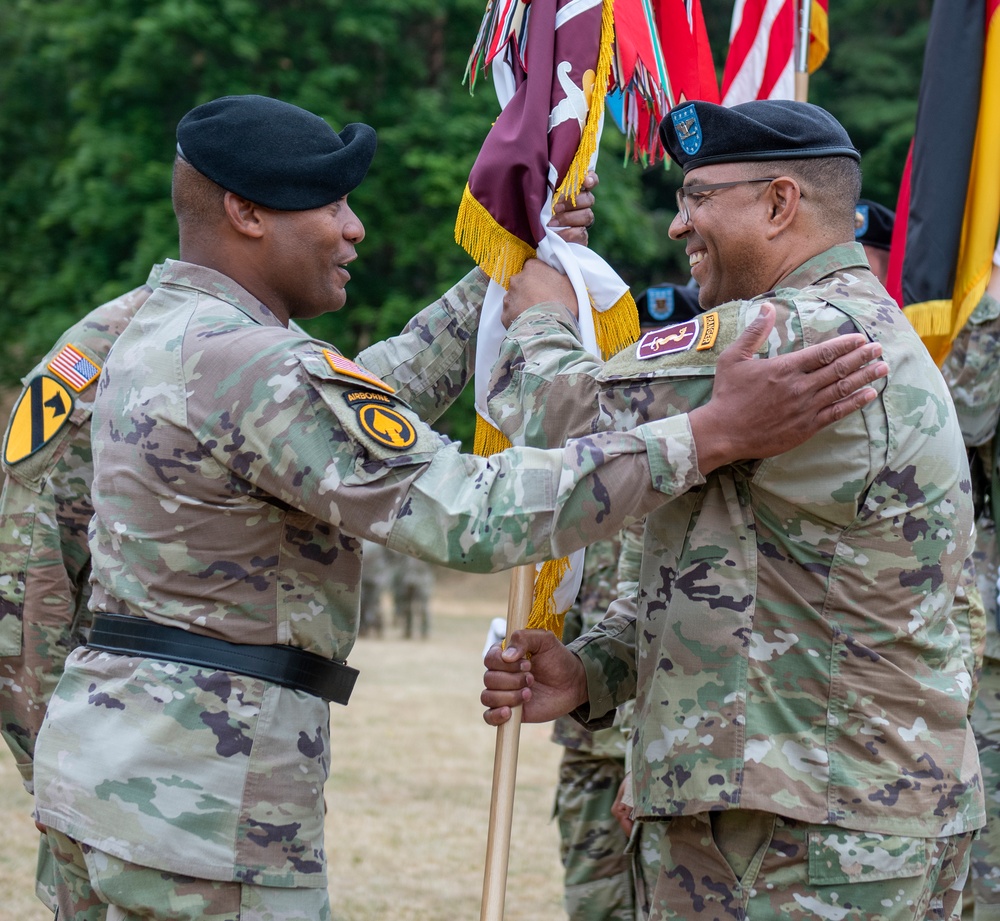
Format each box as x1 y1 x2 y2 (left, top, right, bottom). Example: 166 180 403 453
675 178 777 224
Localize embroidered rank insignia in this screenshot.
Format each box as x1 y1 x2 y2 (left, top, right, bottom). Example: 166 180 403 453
342 391 416 451
47 344 101 392
671 103 702 155
696 312 719 350
323 350 395 394
636 318 700 360
4 375 74 464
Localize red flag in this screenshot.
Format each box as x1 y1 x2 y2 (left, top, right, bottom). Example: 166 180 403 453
655 0 720 104
720 0 830 105
887 0 1000 365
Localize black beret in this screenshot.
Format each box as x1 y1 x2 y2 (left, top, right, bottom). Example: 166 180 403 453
854 198 895 250
661 99 860 173
176 95 377 210
636 283 702 327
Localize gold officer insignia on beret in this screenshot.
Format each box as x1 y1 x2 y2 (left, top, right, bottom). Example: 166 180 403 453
47 343 101 392
323 349 395 394
4 375 74 464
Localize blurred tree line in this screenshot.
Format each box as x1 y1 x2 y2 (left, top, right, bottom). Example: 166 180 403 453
0 0 931 444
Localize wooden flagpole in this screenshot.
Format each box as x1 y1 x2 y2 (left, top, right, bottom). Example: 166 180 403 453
794 0 813 102
480 563 536 921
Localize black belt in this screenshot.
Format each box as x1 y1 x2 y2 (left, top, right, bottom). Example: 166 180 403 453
87 613 358 705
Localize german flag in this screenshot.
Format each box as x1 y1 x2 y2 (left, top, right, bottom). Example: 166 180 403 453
808 0 829 73
887 0 1000 365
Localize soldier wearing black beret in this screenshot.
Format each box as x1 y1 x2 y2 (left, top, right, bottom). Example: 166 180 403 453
854 197 896 284
482 96 979 921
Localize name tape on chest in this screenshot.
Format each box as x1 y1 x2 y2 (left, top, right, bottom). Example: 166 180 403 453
47 343 101 392
4 374 74 464
636 312 719 360
342 390 416 451
323 349 395 394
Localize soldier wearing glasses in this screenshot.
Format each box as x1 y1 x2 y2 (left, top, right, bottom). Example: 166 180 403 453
482 99 982 921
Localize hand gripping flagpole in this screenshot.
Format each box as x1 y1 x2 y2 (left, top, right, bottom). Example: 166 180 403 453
457 4 667 917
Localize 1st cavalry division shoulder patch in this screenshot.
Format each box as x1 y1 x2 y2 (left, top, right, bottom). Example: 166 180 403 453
4 375 74 464
342 390 416 451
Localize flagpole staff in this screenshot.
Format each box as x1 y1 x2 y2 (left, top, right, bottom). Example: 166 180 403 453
480 563 536 921
794 0 812 102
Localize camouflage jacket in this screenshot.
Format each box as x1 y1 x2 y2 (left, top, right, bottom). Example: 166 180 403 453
0 269 161 791
942 291 1000 660
488 242 983 838
33 259 705 888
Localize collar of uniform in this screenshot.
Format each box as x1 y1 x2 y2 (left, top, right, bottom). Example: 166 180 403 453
776 242 870 293
158 258 289 329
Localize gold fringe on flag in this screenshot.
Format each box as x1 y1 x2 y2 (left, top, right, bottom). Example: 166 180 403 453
594 289 640 360
554 0 616 208
455 183 536 288
473 415 514 457
528 556 572 636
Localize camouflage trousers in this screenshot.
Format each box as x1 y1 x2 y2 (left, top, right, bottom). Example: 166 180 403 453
46 830 330 921
555 750 635 921
969 657 1000 920
645 811 973 921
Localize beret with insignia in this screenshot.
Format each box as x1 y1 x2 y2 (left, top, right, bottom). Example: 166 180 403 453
854 198 895 251
661 99 860 174
176 95 377 210
636 283 701 328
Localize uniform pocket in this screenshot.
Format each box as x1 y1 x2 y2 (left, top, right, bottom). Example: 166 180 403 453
808 829 932 885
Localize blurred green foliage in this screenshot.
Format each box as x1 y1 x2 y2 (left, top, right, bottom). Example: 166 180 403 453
0 0 933 444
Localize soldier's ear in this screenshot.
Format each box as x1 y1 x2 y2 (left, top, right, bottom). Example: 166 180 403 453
763 177 800 240
223 193 266 240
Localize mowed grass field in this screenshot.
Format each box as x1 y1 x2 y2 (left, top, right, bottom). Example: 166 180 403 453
0 568 566 920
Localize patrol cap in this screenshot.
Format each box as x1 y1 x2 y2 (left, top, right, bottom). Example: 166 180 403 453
176 94 377 210
636 283 701 327
661 99 861 173
854 198 895 250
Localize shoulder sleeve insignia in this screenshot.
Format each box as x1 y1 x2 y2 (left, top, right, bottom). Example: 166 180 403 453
342 391 416 451
47 343 101 392
4 375 74 464
635 312 721 361
323 349 395 394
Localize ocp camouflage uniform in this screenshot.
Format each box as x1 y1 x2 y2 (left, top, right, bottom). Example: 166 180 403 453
941 289 1000 921
0 267 161 912
488 242 983 919
32 259 708 916
553 529 634 921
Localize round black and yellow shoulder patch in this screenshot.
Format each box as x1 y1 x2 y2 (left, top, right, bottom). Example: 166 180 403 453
342 390 416 451
4 375 74 464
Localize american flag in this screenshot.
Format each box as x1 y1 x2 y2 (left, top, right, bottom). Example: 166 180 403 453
721 0 829 106
47 344 100 392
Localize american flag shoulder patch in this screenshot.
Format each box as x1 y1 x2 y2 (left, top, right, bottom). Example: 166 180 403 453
47 344 101 392
322 349 395 394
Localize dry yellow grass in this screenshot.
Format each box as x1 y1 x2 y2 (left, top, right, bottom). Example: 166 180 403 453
0 568 566 920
